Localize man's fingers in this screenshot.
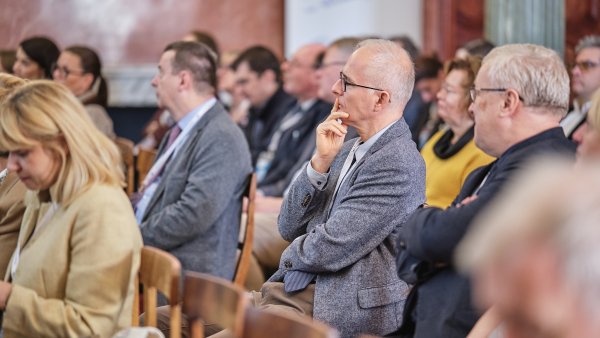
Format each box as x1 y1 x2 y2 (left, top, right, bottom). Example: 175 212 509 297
326 111 349 122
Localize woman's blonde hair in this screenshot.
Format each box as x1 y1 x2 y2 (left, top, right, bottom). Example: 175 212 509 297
0 73 26 100
0 80 123 205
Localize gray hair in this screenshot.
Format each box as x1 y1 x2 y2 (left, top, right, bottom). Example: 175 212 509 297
456 157 600 317
482 44 569 117
575 35 600 54
356 39 414 111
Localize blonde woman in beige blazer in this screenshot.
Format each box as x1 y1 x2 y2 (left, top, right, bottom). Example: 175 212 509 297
0 74 27 278
0 81 142 338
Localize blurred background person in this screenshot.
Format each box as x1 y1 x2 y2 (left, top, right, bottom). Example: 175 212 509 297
12 36 59 80
0 50 16 74
457 158 600 338
420 57 494 208
573 88 600 162
0 74 26 279
232 46 295 164
53 45 115 139
414 54 446 147
0 81 141 337
455 38 495 59
562 35 600 138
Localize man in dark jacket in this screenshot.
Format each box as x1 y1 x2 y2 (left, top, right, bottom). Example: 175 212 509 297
232 46 295 164
396 43 576 338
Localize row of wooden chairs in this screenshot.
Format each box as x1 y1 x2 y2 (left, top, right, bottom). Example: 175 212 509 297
133 246 338 338
113 137 157 196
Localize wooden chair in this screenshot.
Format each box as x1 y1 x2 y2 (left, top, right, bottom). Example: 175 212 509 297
233 173 256 288
136 148 157 190
182 271 248 338
132 246 182 338
242 306 339 338
114 137 135 195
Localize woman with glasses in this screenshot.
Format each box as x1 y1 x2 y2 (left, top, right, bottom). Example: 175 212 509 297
0 81 141 337
420 57 494 208
53 46 115 138
12 36 59 80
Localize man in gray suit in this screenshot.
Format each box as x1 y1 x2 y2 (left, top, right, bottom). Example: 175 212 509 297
214 39 424 338
135 41 252 279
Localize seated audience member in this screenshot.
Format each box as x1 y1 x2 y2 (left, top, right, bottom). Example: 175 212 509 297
0 81 142 337
138 31 220 151
231 46 295 164
247 37 362 289
255 43 331 196
213 39 426 338
0 51 16 74
0 74 27 278
396 44 576 338
12 36 59 80
134 41 251 279
414 54 445 147
573 88 600 161
456 158 600 338
455 38 495 59
52 46 116 139
390 35 420 61
421 57 494 208
562 35 600 138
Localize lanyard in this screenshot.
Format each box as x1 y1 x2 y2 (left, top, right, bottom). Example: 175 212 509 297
141 98 216 190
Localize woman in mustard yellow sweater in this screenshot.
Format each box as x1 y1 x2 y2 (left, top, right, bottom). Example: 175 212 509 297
421 57 494 208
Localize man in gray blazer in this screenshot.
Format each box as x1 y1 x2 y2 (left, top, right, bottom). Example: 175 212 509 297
135 41 252 279
223 39 424 338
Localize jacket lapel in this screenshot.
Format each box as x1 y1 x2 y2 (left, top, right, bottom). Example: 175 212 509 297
141 103 223 221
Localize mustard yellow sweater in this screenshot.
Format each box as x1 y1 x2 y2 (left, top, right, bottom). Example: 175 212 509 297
421 128 494 208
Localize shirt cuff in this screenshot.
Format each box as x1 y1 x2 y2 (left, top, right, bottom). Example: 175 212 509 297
306 161 329 190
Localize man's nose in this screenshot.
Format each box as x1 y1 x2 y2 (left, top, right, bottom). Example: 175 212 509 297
331 78 343 96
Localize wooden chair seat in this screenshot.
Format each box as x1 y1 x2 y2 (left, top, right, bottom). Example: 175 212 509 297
242 306 339 338
133 246 182 338
182 271 248 338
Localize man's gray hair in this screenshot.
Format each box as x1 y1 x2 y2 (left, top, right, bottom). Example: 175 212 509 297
575 35 600 54
482 44 569 117
356 39 414 110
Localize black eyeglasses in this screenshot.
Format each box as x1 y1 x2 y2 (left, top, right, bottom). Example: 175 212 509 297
339 72 385 92
51 63 85 78
469 87 524 102
572 60 600 72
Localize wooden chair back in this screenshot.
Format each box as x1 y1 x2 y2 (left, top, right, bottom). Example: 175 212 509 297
233 173 256 288
132 246 182 338
242 306 339 338
114 137 135 195
183 271 248 338
136 148 157 189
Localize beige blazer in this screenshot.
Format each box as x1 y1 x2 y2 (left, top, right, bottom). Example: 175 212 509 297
0 173 26 277
2 184 142 338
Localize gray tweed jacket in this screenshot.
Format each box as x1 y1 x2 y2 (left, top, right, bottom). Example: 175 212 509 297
270 118 425 338
140 102 252 279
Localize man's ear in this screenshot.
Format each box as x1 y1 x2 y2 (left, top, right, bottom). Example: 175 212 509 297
178 70 192 90
501 88 521 116
374 91 391 111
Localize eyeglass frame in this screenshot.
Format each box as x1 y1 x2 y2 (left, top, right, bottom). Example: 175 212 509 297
572 60 600 72
339 71 386 93
469 87 524 102
51 63 86 78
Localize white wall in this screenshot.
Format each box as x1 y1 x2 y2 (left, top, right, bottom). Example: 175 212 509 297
284 0 422 57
